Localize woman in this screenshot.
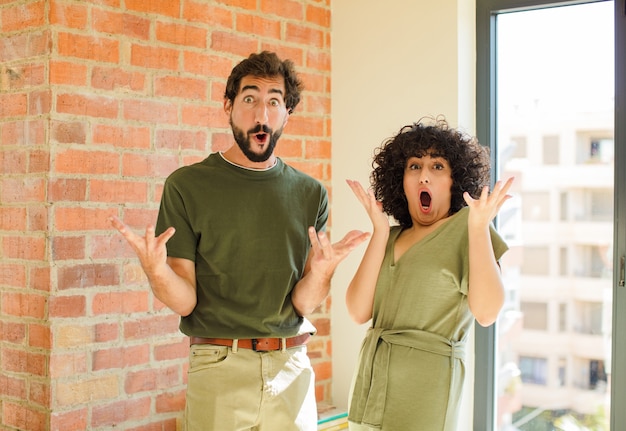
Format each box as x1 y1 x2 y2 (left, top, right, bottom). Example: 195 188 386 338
346 117 513 430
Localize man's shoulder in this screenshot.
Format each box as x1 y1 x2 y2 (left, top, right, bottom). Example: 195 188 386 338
166 154 218 181
279 159 325 188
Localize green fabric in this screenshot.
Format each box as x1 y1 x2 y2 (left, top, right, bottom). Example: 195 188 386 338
156 153 328 339
348 207 508 431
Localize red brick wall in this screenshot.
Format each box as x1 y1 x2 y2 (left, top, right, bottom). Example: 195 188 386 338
0 1 332 430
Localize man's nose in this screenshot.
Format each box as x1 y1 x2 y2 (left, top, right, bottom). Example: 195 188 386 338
255 104 269 124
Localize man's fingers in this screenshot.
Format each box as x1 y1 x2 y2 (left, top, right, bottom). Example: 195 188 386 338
145 224 156 240
341 230 370 246
110 216 141 244
109 215 127 233
156 227 176 247
309 227 369 254
111 217 174 252
317 230 330 251
308 227 320 248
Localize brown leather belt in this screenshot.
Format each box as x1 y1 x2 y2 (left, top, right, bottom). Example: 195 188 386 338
189 333 311 352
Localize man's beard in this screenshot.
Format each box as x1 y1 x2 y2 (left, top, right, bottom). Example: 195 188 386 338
231 121 282 163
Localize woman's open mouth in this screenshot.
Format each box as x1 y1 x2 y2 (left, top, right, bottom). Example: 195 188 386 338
420 191 432 211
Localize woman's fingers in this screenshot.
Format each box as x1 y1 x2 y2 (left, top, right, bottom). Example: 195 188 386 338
346 179 369 205
465 178 515 225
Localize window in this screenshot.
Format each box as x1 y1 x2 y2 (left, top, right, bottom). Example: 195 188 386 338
578 137 615 164
542 134 560 165
559 246 568 276
520 301 548 331
521 192 551 221
494 3 613 426
573 245 611 278
521 246 550 275
574 301 603 335
589 359 608 390
476 1 624 430
591 189 614 221
560 191 569 221
558 357 567 387
511 136 528 158
519 356 548 385
559 303 568 332
574 357 608 390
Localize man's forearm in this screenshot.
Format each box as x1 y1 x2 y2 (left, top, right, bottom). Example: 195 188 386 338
291 272 332 316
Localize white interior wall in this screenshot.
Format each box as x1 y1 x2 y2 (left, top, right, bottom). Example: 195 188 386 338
330 0 477 426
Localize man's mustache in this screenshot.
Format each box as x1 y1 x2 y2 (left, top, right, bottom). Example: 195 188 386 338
249 124 272 134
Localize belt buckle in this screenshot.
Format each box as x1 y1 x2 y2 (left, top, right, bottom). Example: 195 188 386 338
251 338 276 352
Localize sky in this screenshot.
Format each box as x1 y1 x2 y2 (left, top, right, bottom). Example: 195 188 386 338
497 1 614 113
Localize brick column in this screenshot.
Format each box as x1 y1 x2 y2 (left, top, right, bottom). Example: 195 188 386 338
0 1 332 430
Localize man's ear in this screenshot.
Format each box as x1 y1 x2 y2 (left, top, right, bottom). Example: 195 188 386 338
224 99 232 115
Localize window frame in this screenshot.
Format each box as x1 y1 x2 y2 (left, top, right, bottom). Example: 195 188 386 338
474 0 626 429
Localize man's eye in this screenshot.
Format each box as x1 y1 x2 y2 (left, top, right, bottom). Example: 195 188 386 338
243 96 254 103
269 99 281 107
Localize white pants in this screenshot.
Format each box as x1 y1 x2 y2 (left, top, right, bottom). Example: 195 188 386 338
185 343 317 431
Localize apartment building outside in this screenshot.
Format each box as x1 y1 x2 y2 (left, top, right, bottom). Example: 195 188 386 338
495 101 614 430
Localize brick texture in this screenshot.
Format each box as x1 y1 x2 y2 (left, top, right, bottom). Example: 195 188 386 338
0 0 333 429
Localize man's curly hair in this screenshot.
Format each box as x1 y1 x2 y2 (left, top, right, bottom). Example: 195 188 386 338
224 51 304 114
371 117 491 228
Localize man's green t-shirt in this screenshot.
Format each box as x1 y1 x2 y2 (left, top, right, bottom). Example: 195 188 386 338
156 153 328 339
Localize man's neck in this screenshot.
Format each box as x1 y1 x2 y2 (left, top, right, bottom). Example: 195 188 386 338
220 149 277 171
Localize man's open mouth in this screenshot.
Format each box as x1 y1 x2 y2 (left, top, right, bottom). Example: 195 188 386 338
254 133 268 143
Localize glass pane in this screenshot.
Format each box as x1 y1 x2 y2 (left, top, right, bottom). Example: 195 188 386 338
495 3 614 431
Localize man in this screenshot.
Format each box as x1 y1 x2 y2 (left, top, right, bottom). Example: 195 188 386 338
110 51 369 430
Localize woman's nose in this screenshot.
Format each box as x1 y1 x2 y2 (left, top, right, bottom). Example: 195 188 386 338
419 172 430 184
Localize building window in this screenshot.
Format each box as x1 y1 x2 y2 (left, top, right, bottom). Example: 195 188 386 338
594 139 613 164
511 136 528 158
578 138 614 164
571 188 613 222
573 245 610 278
574 301 603 335
589 360 607 390
590 189 613 221
559 247 568 276
559 191 568 221
542 134 560 165
519 356 548 385
574 358 608 390
559 302 568 332
521 246 550 275
558 357 567 387
521 301 548 331
521 192 550 221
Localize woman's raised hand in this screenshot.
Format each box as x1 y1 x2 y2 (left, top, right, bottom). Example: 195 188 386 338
346 179 390 232
463 177 514 229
